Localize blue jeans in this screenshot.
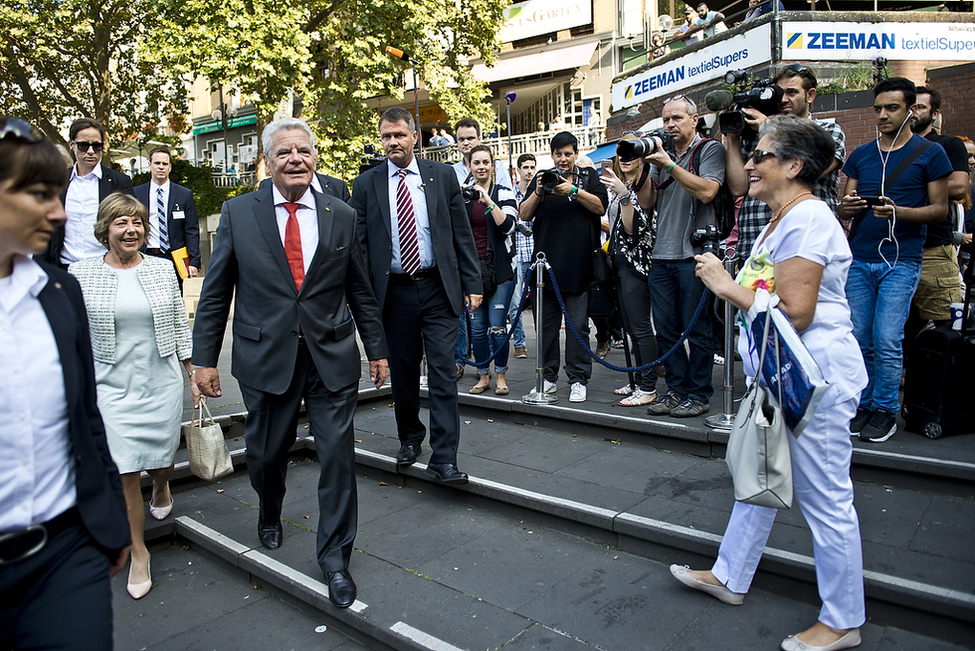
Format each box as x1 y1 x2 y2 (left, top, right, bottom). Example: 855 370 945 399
648 259 714 402
472 279 516 375
455 311 468 365
845 259 921 414
508 260 531 348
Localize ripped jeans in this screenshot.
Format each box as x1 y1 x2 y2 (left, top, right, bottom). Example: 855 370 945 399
471 278 516 375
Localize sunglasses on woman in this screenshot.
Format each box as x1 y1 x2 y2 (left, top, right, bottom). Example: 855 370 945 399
72 140 104 153
0 118 43 144
749 149 780 164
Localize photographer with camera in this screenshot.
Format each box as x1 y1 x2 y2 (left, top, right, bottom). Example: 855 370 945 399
519 131 609 402
464 145 519 396
642 95 727 418
723 65 846 261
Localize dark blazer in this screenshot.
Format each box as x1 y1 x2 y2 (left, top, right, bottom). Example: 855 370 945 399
36 261 130 552
134 181 202 268
351 159 481 315
44 165 135 265
258 173 351 204
192 184 387 394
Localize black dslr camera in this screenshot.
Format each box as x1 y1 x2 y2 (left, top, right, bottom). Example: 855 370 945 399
717 70 784 135
538 168 566 194
461 179 478 203
616 128 676 162
690 224 721 255
359 144 386 174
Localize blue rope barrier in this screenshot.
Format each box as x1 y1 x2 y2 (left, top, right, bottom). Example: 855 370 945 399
457 260 711 376
546 266 711 374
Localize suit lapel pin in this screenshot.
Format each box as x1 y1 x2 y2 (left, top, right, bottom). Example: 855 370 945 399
54 282 62 289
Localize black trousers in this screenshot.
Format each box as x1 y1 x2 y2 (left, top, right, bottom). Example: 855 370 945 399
383 273 461 465
0 523 113 650
540 286 591 385
238 342 358 574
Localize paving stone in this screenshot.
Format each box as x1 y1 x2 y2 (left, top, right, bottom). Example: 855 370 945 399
908 494 975 564
498 623 597 650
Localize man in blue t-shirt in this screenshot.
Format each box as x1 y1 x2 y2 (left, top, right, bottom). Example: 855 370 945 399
838 77 952 444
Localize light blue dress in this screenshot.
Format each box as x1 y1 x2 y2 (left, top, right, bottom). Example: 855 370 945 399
94 267 182 474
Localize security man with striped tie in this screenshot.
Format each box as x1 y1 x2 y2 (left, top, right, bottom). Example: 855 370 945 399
352 107 482 485
134 147 201 289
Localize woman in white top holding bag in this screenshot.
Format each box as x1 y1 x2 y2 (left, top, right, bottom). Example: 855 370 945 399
670 116 868 651
69 192 200 600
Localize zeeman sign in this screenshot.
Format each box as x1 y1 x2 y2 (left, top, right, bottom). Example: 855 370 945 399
781 22 975 59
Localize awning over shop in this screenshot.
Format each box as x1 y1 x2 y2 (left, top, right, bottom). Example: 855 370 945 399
471 42 597 84
585 141 619 163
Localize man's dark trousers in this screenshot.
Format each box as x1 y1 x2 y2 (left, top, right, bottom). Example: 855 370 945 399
649 259 714 402
238 341 358 574
383 273 461 465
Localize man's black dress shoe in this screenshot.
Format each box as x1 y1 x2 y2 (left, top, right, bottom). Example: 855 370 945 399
396 442 422 468
257 517 282 550
425 463 469 484
326 570 357 608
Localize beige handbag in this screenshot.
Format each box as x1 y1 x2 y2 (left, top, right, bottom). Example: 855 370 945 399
184 400 234 481
726 305 793 509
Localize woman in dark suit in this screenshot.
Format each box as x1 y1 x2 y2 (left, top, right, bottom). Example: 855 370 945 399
0 116 130 650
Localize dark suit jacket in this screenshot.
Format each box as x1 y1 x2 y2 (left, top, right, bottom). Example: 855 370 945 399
134 181 202 268
192 184 387 394
258 173 351 204
36 262 130 551
44 165 135 265
351 159 481 315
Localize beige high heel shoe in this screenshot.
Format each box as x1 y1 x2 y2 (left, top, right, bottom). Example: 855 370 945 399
127 552 152 600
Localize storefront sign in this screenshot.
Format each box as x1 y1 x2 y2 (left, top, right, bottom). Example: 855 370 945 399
782 22 975 61
501 0 592 43
612 24 772 108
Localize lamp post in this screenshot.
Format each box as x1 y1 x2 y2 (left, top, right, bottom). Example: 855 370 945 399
386 46 423 159
504 92 516 182
211 86 238 172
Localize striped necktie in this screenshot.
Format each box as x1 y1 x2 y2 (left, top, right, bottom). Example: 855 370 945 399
156 187 169 250
396 169 420 275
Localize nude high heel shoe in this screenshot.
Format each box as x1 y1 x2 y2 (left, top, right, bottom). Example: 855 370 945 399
127 552 152 600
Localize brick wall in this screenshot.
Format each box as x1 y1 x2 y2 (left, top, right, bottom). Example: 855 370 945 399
928 62 975 139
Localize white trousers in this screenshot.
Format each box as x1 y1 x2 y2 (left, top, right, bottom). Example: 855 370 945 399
711 396 866 630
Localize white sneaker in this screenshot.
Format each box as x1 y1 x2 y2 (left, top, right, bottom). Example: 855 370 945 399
569 382 587 402
713 353 725 365
543 380 557 394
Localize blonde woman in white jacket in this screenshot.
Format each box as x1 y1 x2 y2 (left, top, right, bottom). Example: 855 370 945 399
69 192 200 600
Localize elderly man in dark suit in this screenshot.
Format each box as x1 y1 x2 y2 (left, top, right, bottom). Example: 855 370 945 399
0 117 130 650
134 147 201 284
44 117 135 268
192 118 388 609
351 107 481 485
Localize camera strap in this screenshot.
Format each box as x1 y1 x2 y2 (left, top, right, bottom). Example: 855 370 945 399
847 138 932 244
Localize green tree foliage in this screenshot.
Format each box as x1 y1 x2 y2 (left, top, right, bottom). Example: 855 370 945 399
133 159 251 217
0 0 185 146
307 0 506 180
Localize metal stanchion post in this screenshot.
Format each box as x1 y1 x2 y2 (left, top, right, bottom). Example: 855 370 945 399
523 253 558 404
706 256 738 430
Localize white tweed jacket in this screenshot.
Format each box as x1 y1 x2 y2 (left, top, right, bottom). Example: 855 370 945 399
68 255 192 364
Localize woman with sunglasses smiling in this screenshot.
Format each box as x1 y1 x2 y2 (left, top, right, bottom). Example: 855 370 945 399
41 117 134 269
672 116 869 651
0 117 130 649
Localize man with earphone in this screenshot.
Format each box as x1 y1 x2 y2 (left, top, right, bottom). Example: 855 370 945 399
838 77 953 444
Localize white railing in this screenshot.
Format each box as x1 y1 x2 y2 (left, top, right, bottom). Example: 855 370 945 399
211 172 255 187
424 125 607 164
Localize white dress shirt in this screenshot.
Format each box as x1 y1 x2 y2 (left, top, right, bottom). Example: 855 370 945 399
0 255 76 530
272 185 319 274
61 163 104 265
387 159 435 273
147 179 170 249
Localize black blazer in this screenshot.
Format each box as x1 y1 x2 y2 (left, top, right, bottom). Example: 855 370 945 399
192 184 388 395
134 181 202 268
36 261 130 552
351 159 481 315
44 165 135 265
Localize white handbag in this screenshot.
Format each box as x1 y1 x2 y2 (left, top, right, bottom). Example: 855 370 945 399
726 305 793 509
184 400 234 481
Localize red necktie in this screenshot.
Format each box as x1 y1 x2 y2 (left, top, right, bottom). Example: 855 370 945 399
283 202 304 291
396 169 421 275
